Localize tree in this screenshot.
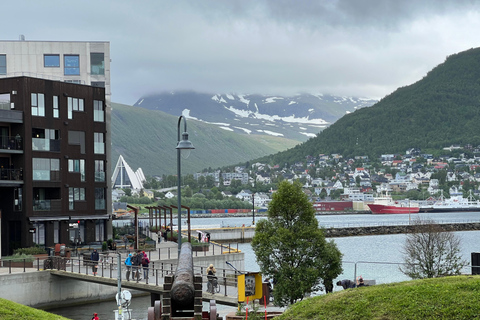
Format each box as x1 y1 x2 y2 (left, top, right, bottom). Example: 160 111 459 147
400 218 467 279
251 181 343 307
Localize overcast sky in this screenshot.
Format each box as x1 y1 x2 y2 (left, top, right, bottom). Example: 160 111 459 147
3 0 480 105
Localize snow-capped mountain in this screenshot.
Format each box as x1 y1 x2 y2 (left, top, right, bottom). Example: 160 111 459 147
133 91 377 141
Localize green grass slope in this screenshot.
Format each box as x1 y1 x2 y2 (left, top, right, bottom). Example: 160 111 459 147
111 103 299 176
278 275 480 320
258 47 480 166
0 298 70 320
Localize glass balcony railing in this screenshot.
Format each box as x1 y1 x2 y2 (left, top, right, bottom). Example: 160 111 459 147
32 138 60 152
33 200 51 211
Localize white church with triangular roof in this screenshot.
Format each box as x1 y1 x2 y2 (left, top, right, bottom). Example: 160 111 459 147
111 155 146 190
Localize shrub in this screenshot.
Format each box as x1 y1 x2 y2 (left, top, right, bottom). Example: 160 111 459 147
13 246 47 255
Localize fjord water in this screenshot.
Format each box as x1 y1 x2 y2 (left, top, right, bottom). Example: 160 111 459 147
50 212 480 319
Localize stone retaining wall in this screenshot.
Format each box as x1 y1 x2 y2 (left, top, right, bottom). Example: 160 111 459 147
324 223 480 238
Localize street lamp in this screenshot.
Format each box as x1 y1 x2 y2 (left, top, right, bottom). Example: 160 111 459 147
176 115 195 257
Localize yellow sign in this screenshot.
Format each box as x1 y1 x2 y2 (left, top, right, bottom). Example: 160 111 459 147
237 272 263 302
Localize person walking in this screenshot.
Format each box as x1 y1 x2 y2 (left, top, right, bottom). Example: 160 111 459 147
124 253 133 281
142 251 150 280
132 251 143 282
90 249 100 275
92 312 99 320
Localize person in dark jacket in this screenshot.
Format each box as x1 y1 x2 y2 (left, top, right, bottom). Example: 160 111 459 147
132 251 143 282
90 249 100 275
336 279 355 289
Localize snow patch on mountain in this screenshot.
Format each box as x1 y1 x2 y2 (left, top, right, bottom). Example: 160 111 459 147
238 94 250 105
226 94 235 100
234 126 252 134
211 95 227 103
265 97 284 104
220 126 234 131
300 132 317 138
288 101 297 105
257 129 284 137
224 106 328 125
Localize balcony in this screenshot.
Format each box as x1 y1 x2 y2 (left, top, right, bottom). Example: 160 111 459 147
0 109 23 123
33 199 62 212
0 168 23 181
32 138 61 152
0 135 23 152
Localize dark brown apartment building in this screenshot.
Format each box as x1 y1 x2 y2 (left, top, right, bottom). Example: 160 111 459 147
0 77 109 255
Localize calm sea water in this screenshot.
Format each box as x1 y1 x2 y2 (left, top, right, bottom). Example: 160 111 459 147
50 212 480 319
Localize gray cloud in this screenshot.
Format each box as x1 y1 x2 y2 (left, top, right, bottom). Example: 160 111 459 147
2 0 480 104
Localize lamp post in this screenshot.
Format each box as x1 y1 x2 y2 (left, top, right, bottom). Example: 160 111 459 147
252 192 255 225
176 116 195 257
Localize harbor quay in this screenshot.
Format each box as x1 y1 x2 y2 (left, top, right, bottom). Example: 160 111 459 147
0 240 244 310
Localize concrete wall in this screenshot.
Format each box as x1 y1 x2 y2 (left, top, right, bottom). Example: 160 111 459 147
0 271 118 309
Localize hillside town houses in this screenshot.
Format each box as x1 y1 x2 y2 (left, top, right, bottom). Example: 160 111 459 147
112 145 480 210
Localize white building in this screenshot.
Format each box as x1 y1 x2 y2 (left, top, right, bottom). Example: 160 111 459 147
0 39 111 100
111 155 146 191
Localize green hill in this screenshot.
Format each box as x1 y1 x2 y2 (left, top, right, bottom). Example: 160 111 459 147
0 298 70 320
277 275 480 320
111 103 299 176
258 47 480 165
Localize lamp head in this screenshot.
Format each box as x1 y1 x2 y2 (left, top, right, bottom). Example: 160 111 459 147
176 132 195 159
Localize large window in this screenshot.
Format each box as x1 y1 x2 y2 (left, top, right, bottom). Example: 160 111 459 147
0 54 6 74
44 54 60 67
94 132 105 154
32 158 60 181
69 187 85 210
94 100 104 122
95 188 106 210
68 159 85 181
68 131 85 154
90 53 105 75
64 55 80 75
95 160 105 182
67 97 84 119
31 93 45 117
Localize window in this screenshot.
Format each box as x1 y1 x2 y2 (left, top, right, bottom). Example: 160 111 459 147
95 188 106 210
94 132 105 154
95 160 105 182
32 128 60 152
68 131 85 154
44 54 60 67
0 54 6 74
90 53 105 75
94 100 104 122
53 96 59 118
69 187 85 210
32 158 60 181
67 97 84 119
91 81 105 88
64 55 80 75
31 93 45 117
68 159 85 181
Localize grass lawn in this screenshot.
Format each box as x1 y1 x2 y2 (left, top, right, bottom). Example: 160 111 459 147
277 275 480 320
0 298 70 320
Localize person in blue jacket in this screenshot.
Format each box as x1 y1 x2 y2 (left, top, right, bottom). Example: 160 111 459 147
125 253 133 281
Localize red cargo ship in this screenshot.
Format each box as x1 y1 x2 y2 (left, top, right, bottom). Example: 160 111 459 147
367 203 420 214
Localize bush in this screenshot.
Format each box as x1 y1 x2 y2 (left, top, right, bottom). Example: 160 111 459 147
13 246 47 255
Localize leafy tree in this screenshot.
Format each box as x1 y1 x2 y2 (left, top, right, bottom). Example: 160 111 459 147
184 186 193 197
251 181 343 306
206 175 215 188
400 218 467 279
123 188 132 197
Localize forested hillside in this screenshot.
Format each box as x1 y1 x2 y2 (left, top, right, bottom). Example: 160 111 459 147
257 47 480 165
